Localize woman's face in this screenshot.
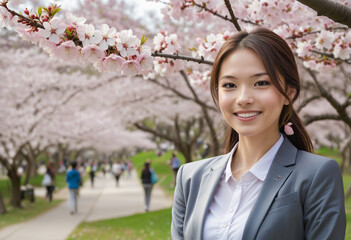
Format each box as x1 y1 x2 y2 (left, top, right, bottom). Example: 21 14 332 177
218 48 289 139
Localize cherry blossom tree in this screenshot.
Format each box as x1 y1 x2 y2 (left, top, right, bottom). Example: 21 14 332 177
0 0 350 177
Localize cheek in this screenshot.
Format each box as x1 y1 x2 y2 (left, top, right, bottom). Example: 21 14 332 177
218 92 233 113
263 91 286 111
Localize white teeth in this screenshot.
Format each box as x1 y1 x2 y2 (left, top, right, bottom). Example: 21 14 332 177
236 112 259 118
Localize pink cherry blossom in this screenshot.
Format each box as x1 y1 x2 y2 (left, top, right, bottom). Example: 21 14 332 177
296 41 313 58
103 54 125 72
122 60 141 76
116 29 139 58
39 18 66 44
315 30 335 50
53 40 81 61
333 44 351 60
0 6 13 28
77 24 103 47
81 44 106 63
138 53 153 72
99 24 117 50
66 12 86 27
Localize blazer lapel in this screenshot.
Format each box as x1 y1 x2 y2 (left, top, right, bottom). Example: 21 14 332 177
192 154 230 239
242 137 297 240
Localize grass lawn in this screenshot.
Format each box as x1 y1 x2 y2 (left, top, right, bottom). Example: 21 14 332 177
67 208 172 240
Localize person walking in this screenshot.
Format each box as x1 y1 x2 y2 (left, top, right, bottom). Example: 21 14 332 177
141 161 154 212
45 161 56 202
112 160 123 187
66 161 81 215
170 152 181 187
86 161 97 187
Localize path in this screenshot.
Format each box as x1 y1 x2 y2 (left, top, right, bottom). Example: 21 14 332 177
0 170 173 240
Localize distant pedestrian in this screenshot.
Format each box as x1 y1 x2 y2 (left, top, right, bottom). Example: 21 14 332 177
86 161 97 187
45 161 56 202
66 161 81 215
112 160 123 187
127 159 133 178
141 161 154 212
170 153 181 187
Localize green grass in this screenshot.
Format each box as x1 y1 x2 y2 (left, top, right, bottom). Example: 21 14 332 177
67 208 171 240
0 173 67 230
0 197 63 229
131 150 185 195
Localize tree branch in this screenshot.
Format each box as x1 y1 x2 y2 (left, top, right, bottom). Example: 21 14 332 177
311 50 351 64
285 27 348 40
146 77 217 112
152 52 213 65
306 68 351 127
296 95 322 112
193 2 256 26
0 3 44 29
304 113 341 125
297 0 351 28
224 0 241 31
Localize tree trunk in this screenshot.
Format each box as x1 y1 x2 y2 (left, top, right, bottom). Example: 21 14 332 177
7 168 22 208
24 159 32 185
0 192 6 214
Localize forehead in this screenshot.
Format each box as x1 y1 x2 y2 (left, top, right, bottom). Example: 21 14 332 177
219 48 266 79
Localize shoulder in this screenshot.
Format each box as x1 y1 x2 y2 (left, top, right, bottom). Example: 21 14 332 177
294 150 341 180
295 150 338 168
180 154 228 179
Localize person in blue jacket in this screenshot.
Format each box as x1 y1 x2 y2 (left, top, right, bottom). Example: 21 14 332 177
66 161 81 215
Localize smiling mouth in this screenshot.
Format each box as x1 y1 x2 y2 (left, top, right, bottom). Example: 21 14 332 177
234 112 261 118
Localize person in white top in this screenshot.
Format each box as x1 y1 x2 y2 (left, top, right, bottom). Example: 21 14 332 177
112 160 123 187
171 27 345 240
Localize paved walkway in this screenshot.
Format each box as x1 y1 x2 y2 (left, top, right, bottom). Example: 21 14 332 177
0 171 173 240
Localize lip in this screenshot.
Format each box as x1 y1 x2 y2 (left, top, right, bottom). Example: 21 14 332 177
234 111 261 121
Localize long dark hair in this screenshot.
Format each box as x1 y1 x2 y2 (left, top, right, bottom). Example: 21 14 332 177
210 27 314 153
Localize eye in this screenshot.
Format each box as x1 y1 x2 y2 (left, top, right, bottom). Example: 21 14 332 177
222 83 236 88
254 80 270 86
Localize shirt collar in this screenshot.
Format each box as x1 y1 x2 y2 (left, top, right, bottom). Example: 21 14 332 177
224 134 284 182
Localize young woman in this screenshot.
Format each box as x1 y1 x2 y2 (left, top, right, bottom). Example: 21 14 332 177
45 161 56 202
141 160 154 212
171 28 346 240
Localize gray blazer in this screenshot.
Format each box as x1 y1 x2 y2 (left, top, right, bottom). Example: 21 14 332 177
171 137 346 240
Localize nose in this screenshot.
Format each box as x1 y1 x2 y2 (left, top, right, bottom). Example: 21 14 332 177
236 87 253 105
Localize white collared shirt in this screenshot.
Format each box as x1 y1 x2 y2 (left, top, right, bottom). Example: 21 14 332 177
203 134 284 240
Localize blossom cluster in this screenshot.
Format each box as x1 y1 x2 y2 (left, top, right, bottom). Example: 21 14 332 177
296 30 351 72
153 31 184 76
154 0 351 72
192 31 232 61
188 69 211 89
0 5 153 76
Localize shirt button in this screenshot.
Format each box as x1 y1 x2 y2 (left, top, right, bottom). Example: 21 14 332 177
223 224 228 228
229 208 234 213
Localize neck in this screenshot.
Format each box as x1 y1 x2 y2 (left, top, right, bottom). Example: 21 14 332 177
231 131 281 180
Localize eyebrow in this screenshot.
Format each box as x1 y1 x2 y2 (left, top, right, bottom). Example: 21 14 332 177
219 72 268 81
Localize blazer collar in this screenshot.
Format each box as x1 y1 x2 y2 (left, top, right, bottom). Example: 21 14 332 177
242 136 297 240
191 152 231 239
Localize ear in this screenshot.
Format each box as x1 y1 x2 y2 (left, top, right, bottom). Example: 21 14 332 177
284 87 296 105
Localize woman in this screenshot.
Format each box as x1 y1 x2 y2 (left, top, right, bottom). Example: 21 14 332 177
141 161 153 212
45 161 56 202
171 28 346 240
